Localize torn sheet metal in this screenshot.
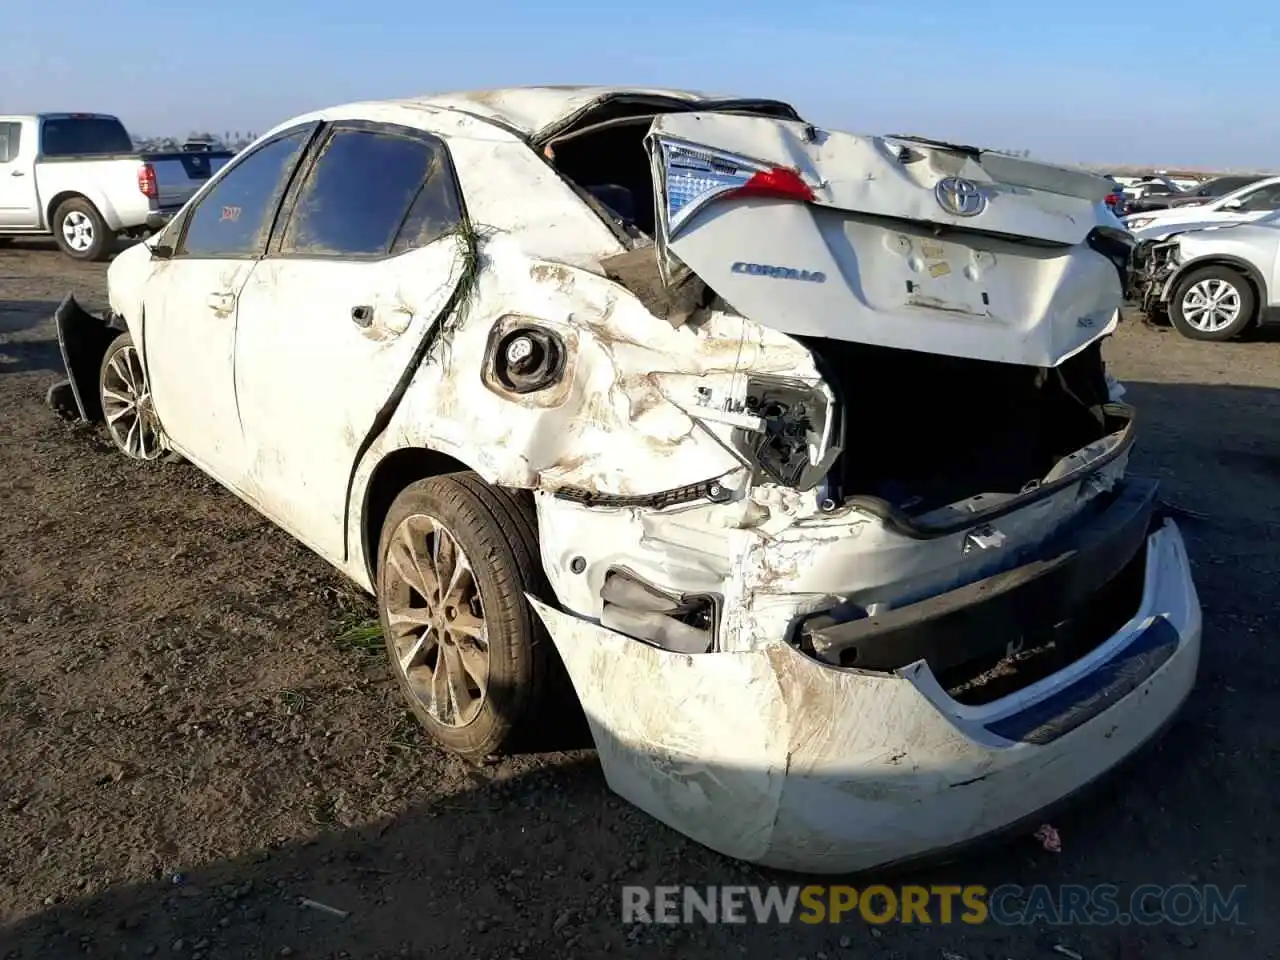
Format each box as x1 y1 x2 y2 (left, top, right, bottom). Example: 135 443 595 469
530 521 1200 873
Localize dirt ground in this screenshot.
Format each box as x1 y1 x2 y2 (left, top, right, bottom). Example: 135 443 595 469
1 239 1277 959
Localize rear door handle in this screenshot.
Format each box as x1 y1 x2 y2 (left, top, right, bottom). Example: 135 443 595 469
10 169 24 177
351 305 373 328
207 292 234 312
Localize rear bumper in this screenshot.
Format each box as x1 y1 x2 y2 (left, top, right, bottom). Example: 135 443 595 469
800 478 1158 675
534 506 1201 874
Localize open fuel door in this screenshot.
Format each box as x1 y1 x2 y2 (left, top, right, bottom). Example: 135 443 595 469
645 113 1129 368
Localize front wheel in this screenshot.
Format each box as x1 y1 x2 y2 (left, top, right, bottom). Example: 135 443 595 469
1169 266 1256 341
376 473 553 760
53 197 113 262
99 333 166 461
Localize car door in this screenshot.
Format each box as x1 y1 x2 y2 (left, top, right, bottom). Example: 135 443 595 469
143 123 319 486
0 120 40 228
232 120 467 561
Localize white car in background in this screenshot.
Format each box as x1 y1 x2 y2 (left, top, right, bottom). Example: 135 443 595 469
1132 211 1280 340
46 86 1200 874
1125 175 1280 239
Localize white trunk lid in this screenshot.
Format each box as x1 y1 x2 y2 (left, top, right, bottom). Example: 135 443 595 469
646 113 1126 367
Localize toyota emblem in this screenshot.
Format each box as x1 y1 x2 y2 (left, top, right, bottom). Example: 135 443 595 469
934 177 987 217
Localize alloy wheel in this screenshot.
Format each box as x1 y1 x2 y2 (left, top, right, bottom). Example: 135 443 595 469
1181 278 1242 333
101 342 163 460
382 514 490 727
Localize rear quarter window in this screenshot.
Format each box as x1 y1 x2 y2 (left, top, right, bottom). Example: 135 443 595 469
278 126 461 258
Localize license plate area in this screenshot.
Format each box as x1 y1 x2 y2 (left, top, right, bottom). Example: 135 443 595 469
898 235 994 317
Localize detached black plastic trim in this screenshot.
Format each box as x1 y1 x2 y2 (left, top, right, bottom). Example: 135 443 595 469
553 477 731 510
50 294 127 423
1086 225 1136 288
801 477 1160 674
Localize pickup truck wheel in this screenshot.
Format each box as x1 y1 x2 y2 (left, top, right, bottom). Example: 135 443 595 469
99 333 166 461
376 473 552 761
53 197 112 262
1170 266 1256 341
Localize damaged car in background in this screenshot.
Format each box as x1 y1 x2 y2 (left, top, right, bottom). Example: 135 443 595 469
1131 210 1280 341
46 86 1201 874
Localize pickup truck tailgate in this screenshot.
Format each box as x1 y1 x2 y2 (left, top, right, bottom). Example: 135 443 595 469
145 151 230 209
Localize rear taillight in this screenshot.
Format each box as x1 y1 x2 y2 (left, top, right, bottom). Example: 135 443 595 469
658 139 816 236
736 167 816 204
137 163 157 199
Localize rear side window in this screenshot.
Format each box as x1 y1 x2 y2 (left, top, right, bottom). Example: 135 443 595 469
279 126 461 257
0 123 20 163
178 129 310 258
1206 178 1252 196
39 117 133 156
391 149 464 254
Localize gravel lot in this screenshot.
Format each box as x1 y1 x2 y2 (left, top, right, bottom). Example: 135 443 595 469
2 239 1277 959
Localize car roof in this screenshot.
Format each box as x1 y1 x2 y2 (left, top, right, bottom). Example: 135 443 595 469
393 85 750 138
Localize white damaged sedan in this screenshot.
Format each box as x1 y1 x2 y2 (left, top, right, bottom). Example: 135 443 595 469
48 86 1201 874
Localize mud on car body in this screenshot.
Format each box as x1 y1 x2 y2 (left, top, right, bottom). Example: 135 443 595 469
47 86 1201 874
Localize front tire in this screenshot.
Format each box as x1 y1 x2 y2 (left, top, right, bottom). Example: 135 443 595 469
99 333 165 461
376 473 552 760
1169 265 1256 341
53 197 112 262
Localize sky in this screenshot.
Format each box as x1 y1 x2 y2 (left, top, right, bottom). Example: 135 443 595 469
1 0 1276 170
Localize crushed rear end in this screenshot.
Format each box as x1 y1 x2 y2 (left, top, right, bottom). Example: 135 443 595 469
532 112 1202 872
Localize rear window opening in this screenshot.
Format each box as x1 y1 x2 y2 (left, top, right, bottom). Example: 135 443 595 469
542 97 800 241
547 115 659 237
40 116 133 158
805 337 1121 517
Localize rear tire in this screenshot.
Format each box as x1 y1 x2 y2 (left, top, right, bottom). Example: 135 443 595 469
1169 265 1255 341
376 473 553 760
52 197 113 262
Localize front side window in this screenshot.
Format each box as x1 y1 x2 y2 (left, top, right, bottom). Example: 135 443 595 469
1233 185 1280 213
177 129 310 258
279 127 460 257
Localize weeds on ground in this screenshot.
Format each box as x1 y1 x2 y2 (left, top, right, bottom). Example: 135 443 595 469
336 615 384 656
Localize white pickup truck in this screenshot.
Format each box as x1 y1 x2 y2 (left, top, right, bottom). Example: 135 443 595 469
0 113 233 261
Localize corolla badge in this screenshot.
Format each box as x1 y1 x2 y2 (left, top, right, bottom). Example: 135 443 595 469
731 261 827 282
934 177 987 217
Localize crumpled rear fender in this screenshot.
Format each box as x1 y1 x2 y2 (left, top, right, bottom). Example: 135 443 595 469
351 242 818 499
45 293 129 423
342 243 823 588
